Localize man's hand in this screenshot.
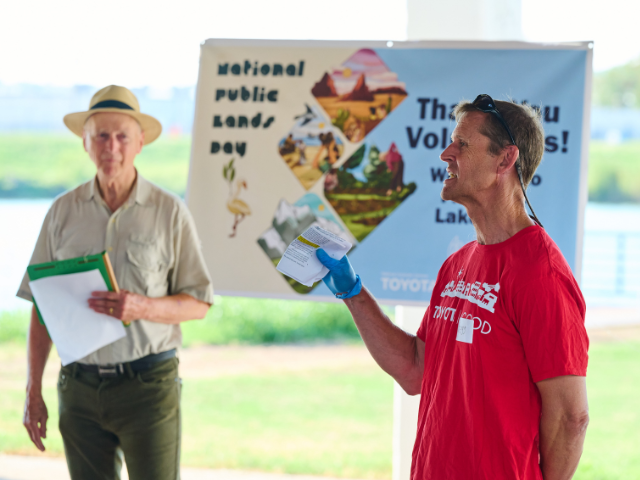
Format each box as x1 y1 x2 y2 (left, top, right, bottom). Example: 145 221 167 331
90 291 210 325
316 248 358 297
88 290 148 323
25 306 52 452
23 391 48 452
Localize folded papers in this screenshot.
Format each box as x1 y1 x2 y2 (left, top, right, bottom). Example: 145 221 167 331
276 226 352 287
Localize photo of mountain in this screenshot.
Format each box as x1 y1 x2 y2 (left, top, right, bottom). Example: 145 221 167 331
312 49 408 142
257 193 352 294
278 104 344 190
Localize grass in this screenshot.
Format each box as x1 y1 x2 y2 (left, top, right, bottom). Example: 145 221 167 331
0 381 66 456
574 342 640 479
0 133 191 197
1 134 640 202
1 324 639 477
0 343 393 479
181 369 393 477
589 141 640 202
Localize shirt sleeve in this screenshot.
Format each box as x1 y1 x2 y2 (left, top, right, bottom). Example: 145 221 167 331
168 203 214 304
16 207 55 302
416 306 431 342
514 269 589 383
416 256 454 342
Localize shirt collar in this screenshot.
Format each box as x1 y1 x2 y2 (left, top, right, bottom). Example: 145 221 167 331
130 173 152 206
80 170 151 207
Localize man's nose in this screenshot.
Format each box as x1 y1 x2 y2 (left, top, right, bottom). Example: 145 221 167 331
106 134 119 152
440 144 454 163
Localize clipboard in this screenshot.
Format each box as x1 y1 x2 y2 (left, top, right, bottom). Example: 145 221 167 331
27 251 129 327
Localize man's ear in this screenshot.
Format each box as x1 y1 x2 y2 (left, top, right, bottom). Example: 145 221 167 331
497 145 519 175
138 130 145 154
82 131 89 153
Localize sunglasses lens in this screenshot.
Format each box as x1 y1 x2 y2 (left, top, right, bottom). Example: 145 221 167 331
473 94 494 112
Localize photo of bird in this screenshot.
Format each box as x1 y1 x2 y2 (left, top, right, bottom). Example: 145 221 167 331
294 103 317 126
223 158 251 238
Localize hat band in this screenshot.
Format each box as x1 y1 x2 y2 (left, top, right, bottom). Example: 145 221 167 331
90 100 134 111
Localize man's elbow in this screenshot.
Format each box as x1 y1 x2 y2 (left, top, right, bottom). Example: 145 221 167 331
402 383 421 396
397 373 423 396
565 411 590 438
398 336 424 395
194 302 211 319
551 409 590 444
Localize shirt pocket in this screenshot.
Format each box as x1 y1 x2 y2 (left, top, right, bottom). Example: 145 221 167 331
54 245 95 261
126 234 170 297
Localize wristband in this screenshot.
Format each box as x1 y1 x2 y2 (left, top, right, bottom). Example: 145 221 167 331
335 275 362 299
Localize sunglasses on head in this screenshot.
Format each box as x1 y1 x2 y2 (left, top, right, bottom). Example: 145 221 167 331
472 94 543 228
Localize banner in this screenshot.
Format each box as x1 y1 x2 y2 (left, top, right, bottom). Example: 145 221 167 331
187 40 592 305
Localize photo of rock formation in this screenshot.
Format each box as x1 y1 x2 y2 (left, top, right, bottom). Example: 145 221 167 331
311 73 338 97
311 49 408 142
257 194 353 294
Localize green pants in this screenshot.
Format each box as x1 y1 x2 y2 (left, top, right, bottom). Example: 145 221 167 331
57 357 181 480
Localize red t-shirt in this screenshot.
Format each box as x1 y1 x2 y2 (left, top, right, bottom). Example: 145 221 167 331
413 225 589 480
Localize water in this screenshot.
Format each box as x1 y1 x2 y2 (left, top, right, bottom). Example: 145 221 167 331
581 204 640 306
1 200 639 311
0 199 52 311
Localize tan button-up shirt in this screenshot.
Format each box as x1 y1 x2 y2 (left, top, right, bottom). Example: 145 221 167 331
17 174 214 365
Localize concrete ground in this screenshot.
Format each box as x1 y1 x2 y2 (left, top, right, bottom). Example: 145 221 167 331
0 454 356 480
1 321 638 480
585 306 640 330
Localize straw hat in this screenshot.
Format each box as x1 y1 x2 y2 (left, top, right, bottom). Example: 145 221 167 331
63 85 162 145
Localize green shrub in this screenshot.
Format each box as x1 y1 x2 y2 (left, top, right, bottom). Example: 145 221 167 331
0 310 30 344
181 296 370 346
0 298 383 346
589 141 640 202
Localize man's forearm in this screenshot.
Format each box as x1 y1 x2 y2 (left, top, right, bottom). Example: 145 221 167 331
26 306 53 395
537 375 589 480
539 412 588 479
345 287 424 394
142 293 210 324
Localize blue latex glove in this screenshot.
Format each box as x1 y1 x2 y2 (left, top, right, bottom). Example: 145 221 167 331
316 248 362 299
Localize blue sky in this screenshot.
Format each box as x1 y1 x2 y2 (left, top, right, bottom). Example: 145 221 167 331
294 194 340 223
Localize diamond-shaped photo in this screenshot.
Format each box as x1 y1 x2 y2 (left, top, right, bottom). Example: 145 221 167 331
312 49 408 143
324 142 417 242
278 104 344 190
257 193 354 294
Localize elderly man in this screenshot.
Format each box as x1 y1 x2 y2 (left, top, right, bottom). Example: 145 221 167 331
17 85 214 480
317 95 589 479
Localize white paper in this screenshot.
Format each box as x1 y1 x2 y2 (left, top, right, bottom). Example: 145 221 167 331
276 225 352 287
456 317 474 344
29 270 127 365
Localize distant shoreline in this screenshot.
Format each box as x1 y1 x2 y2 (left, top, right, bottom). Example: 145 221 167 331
0 133 639 204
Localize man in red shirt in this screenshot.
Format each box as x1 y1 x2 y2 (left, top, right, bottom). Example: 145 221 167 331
317 95 589 479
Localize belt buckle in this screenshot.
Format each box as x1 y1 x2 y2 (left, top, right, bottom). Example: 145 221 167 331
97 365 124 378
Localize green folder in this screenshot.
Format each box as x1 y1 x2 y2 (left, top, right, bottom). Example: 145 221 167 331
27 251 126 326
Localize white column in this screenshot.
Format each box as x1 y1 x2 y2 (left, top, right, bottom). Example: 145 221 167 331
406 0 523 41
393 6 523 480
392 305 426 480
